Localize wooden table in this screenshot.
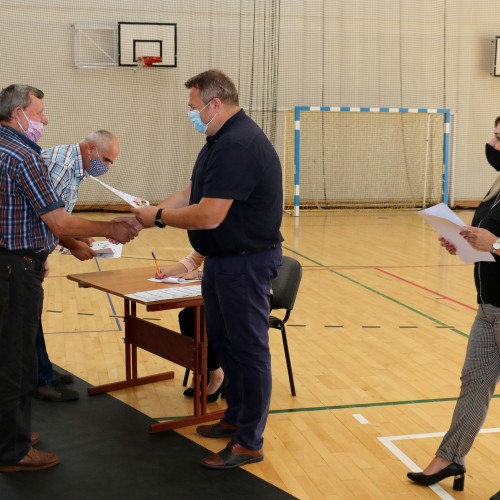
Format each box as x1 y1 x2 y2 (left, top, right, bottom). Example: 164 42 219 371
67 267 224 432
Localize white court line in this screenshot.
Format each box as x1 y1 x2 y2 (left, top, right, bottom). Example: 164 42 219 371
352 413 370 424
378 427 500 500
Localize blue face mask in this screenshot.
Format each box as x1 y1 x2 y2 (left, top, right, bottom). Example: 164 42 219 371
88 149 108 177
188 100 216 134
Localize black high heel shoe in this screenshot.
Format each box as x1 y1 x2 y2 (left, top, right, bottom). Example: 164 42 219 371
206 378 225 403
183 387 195 397
407 463 466 491
184 372 211 397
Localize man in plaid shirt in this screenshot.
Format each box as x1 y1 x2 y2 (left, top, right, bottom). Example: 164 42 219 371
0 84 138 472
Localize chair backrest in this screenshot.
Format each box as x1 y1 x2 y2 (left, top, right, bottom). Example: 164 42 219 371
270 256 302 313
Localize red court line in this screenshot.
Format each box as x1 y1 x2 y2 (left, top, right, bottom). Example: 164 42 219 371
374 267 476 311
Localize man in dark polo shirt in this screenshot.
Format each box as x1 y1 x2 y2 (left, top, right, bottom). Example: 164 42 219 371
132 69 283 469
0 84 139 472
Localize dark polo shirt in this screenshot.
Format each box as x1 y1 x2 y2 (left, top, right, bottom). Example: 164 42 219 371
188 109 283 257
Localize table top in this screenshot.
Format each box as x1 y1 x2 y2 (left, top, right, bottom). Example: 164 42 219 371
67 266 202 308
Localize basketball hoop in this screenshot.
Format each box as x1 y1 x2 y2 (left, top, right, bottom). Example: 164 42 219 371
136 56 163 68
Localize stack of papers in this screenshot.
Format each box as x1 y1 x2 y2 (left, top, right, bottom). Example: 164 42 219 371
91 241 123 258
148 277 201 284
126 285 202 302
58 241 123 259
418 203 495 263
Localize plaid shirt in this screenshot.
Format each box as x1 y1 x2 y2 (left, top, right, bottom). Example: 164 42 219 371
41 144 86 213
0 125 64 253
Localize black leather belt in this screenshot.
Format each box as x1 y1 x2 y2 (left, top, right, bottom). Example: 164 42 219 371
0 247 49 263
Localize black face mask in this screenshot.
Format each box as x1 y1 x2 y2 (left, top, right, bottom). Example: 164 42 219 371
486 143 500 171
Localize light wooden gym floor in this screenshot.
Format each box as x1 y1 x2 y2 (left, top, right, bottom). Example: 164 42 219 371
42 209 500 500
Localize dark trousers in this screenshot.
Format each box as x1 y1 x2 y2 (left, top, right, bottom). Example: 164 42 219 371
178 307 220 372
35 321 55 386
0 253 44 465
202 246 282 450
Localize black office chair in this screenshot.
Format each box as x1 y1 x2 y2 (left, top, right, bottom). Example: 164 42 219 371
183 256 303 396
269 256 302 396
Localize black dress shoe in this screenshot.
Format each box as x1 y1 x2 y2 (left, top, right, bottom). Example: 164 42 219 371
33 381 79 402
196 420 237 438
407 462 466 491
53 369 74 384
201 441 263 469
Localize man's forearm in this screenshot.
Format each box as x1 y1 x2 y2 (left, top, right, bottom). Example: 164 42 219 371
158 190 190 210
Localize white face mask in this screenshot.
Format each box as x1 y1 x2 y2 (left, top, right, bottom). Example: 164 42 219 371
17 109 44 143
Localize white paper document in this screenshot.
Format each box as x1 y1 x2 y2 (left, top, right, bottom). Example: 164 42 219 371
89 176 150 207
126 285 202 302
58 240 123 258
418 203 495 263
90 241 123 258
148 277 201 284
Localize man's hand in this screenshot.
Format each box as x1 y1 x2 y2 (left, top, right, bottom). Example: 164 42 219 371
109 219 140 244
112 216 143 232
460 225 497 252
69 240 97 261
130 206 158 228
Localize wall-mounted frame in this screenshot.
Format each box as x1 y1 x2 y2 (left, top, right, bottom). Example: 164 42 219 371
118 22 177 67
493 37 500 76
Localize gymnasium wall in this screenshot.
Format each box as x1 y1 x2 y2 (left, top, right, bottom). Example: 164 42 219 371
1 0 499 207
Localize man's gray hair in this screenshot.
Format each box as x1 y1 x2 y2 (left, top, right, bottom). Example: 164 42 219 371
0 84 44 121
83 130 116 149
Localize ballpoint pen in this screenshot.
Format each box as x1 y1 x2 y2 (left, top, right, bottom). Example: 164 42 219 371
151 251 163 277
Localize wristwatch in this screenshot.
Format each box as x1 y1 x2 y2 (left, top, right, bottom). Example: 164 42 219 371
154 208 166 228
492 237 500 254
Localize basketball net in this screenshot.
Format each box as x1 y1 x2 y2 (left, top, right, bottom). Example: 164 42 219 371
136 56 163 69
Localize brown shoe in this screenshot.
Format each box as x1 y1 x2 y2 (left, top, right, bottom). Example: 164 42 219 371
201 440 263 469
31 432 40 446
0 448 59 472
196 419 237 438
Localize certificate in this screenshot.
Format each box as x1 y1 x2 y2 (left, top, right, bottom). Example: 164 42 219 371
418 203 495 263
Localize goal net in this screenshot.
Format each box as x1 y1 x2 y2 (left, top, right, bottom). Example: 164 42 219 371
284 107 450 214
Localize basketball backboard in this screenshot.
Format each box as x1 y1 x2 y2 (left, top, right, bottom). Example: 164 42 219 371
118 22 177 67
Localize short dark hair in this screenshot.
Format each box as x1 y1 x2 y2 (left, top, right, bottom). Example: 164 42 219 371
0 84 44 121
184 70 239 106
495 116 500 127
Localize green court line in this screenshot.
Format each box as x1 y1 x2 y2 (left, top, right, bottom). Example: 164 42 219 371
269 394 500 415
285 247 469 338
154 394 500 422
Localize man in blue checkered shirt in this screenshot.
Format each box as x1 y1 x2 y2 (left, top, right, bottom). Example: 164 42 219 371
33 131 120 402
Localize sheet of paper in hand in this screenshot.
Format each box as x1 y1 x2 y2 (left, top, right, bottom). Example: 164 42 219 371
89 176 150 207
418 203 495 263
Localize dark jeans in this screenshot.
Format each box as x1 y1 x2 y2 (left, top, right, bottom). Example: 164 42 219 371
35 322 55 386
202 246 282 450
178 307 220 372
0 252 45 465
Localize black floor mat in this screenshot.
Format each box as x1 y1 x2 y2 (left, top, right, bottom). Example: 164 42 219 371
0 371 296 500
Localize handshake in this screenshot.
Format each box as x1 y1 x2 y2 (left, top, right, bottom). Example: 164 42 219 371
108 205 172 244
109 217 144 244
